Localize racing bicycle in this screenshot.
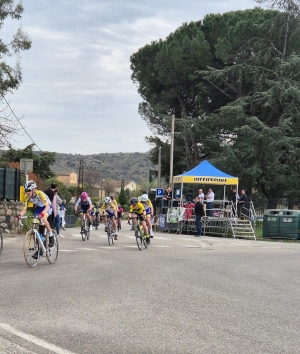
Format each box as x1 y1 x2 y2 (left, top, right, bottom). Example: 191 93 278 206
128 217 148 251
79 211 90 241
20 216 58 268
106 216 115 246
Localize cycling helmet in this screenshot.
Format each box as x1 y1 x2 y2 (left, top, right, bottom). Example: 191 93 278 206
24 180 37 191
131 197 138 204
104 196 112 204
141 194 148 202
81 192 88 199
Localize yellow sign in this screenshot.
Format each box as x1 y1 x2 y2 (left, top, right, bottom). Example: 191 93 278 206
173 175 238 185
20 186 33 207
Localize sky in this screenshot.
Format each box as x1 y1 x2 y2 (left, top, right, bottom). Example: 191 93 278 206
3 0 260 154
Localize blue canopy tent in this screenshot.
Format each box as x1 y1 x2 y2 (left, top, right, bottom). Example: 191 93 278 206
173 160 239 210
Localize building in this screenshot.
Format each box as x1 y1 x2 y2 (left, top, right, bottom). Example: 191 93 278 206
56 172 78 185
95 179 140 200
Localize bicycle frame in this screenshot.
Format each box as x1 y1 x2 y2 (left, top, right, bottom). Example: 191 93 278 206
21 216 48 254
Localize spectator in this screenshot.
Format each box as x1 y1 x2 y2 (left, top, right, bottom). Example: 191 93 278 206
194 196 205 237
198 189 204 203
54 190 64 237
60 199 66 231
228 187 239 217
44 183 57 228
162 187 172 208
205 188 215 217
238 189 247 218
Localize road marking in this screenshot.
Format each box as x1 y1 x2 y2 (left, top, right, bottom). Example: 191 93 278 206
79 248 100 251
59 250 78 252
0 323 77 354
124 245 139 248
152 236 171 240
124 236 136 239
151 245 172 248
70 234 82 238
98 246 119 249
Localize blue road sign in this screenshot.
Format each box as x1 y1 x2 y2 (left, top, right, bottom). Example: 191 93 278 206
156 188 164 198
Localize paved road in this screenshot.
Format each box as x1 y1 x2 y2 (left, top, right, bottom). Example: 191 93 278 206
1 222 300 353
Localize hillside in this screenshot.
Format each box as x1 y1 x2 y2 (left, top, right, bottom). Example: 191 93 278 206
51 152 150 184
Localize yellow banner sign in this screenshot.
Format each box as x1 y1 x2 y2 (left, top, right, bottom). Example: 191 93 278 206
173 175 238 185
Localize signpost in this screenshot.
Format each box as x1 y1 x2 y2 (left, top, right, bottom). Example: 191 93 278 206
20 158 33 182
156 188 164 198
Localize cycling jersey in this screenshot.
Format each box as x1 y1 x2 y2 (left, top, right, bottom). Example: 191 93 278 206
100 202 116 218
22 190 52 215
142 199 153 214
129 202 145 215
117 207 124 217
75 197 92 212
23 190 51 210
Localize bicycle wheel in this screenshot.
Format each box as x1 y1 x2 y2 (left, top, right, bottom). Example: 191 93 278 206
107 223 114 246
81 218 86 241
87 227 90 240
0 232 3 255
23 230 39 268
117 219 120 232
46 233 59 264
135 228 143 251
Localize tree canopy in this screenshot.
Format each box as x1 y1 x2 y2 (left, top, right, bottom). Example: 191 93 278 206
0 1 31 149
130 5 300 198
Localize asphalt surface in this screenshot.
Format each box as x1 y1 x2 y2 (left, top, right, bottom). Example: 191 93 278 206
1 222 300 353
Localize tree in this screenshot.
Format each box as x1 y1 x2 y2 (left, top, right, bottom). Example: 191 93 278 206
0 144 56 179
198 7 300 198
0 1 31 149
118 186 127 206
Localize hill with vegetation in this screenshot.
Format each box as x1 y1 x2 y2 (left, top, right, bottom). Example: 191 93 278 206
52 152 150 184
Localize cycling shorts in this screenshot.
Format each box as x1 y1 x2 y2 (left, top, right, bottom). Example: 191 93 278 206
145 207 151 215
90 211 95 216
35 205 52 217
135 213 145 222
106 211 116 219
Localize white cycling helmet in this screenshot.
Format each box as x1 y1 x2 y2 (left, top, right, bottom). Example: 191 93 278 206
141 194 148 202
24 180 37 191
104 196 111 204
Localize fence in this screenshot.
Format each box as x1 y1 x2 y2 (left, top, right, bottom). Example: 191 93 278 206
0 168 20 201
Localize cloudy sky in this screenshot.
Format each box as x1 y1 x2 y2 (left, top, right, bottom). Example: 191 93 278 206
4 0 260 154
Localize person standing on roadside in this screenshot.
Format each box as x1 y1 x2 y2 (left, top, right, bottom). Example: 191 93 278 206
205 188 215 217
198 189 204 203
194 196 205 237
54 190 64 237
238 189 247 218
60 200 67 231
44 183 57 228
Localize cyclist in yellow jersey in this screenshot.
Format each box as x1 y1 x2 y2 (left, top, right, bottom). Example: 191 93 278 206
16 180 55 258
127 197 149 243
100 196 118 240
109 195 119 213
140 194 154 238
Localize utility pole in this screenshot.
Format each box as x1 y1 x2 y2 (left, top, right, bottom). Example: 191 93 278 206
77 159 84 198
158 146 161 188
169 114 175 188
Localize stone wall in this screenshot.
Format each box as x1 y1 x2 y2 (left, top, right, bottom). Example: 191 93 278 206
0 201 23 234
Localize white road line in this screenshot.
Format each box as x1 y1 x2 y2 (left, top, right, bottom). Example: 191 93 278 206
59 250 79 252
0 323 77 354
151 245 172 248
70 234 82 238
78 248 100 251
124 236 136 239
124 245 139 248
152 236 171 240
98 246 119 249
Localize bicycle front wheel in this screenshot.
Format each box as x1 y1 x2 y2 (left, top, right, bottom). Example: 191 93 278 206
81 218 86 241
135 229 144 251
23 230 39 268
107 224 114 246
46 233 59 264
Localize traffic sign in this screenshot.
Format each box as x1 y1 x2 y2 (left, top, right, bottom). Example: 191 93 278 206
156 188 164 198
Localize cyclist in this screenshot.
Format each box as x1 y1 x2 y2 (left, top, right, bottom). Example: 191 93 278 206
74 192 93 231
140 194 154 238
16 180 54 259
90 205 95 225
94 204 100 227
117 204 124 230
100 196 118 240
109 195 119 213
127 197 150 243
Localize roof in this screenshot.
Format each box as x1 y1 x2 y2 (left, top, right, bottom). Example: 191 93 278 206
173 160 238 185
